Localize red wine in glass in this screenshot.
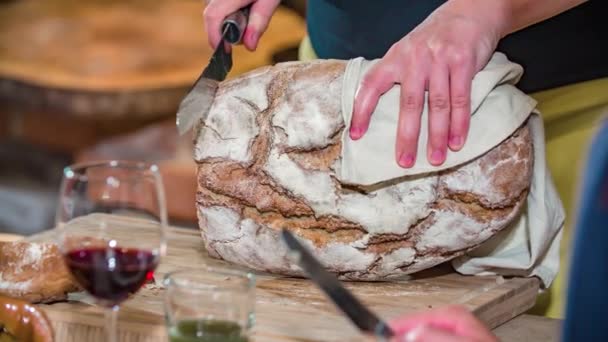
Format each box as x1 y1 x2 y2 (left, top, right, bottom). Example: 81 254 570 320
65 247 159 307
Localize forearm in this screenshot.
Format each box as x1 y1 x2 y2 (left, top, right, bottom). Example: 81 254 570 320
499 0 589 35
441 0 589 39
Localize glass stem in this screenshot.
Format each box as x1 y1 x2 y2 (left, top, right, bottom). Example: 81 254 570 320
105 305 119 342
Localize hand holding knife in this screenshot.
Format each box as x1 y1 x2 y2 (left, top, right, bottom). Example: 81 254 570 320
179 5 393 340
281 229 395 340
175 5 251 135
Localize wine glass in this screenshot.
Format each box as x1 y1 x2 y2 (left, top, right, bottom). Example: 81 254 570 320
55 160 167 342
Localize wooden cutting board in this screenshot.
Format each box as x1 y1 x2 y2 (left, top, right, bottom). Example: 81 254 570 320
28 214 540 342
0 0 305 119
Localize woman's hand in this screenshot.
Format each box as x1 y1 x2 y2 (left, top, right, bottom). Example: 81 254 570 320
204 0 281 51
390 305 498 342
350 0 509 168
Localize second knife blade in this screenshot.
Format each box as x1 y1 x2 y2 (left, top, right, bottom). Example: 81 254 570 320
281 229 395 339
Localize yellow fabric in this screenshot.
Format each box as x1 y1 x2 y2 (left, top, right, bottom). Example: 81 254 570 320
298 35 608 318
528 78 608 318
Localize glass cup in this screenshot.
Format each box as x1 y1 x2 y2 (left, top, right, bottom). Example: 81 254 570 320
55 160 167 342
164 267 256 342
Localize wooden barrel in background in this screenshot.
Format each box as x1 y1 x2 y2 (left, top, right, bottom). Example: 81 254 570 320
0 0 306 229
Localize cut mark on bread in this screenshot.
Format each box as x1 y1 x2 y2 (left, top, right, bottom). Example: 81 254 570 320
197 177 367 248
249 67 298 170
437 190 528 222
339 183 370 195
197 185 366 247
197 162 314 216
361 214 434 254
200 122 238 141
287 142 342 172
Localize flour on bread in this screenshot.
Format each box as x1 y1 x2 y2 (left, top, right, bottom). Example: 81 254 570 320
195 60 533 280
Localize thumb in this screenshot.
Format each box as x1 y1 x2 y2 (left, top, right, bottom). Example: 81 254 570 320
244 0 281 50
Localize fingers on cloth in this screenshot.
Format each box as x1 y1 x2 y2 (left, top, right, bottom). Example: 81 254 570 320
427 62 450 166
396 65 426 168
447 55 474 151
389 305 498 342
350 61 397 140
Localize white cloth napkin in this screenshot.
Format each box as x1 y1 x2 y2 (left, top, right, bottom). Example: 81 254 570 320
338 53 565 288
340 53 536 184
451 114 564 287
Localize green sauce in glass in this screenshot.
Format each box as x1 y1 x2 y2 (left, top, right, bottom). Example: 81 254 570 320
168 319 248 342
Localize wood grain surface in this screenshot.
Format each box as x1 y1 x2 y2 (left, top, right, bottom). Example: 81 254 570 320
0 0 305 118
28 214 540 342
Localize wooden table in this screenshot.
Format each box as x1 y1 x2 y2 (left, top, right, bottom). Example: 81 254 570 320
0 0 306 155
0 0 306 227
0 0 305 120
494 315 561 341
28 214 541 341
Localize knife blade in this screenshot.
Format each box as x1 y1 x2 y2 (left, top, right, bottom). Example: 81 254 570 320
176 7 250 135
281 229 395 339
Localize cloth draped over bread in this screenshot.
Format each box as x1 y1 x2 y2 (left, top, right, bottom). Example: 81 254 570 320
338 53 564 288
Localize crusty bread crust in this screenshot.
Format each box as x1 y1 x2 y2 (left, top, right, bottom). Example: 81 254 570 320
195 60 533 280
0 242 80 303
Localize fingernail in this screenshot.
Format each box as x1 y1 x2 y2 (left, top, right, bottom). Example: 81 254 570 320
449 135 462 148
399 153 415 168
247 30 258 47
350 127 362 140
431 149 444 164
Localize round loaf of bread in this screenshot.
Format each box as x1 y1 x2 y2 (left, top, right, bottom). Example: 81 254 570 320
194 60 533 280
0 241 80 303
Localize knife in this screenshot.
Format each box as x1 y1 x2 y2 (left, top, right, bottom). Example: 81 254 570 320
281 229 395 339
176 6 250 135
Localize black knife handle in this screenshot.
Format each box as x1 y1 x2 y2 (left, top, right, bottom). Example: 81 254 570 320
221 5 251 44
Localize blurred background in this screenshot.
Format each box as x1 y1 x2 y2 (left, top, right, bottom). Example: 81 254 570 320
0 0 307 236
